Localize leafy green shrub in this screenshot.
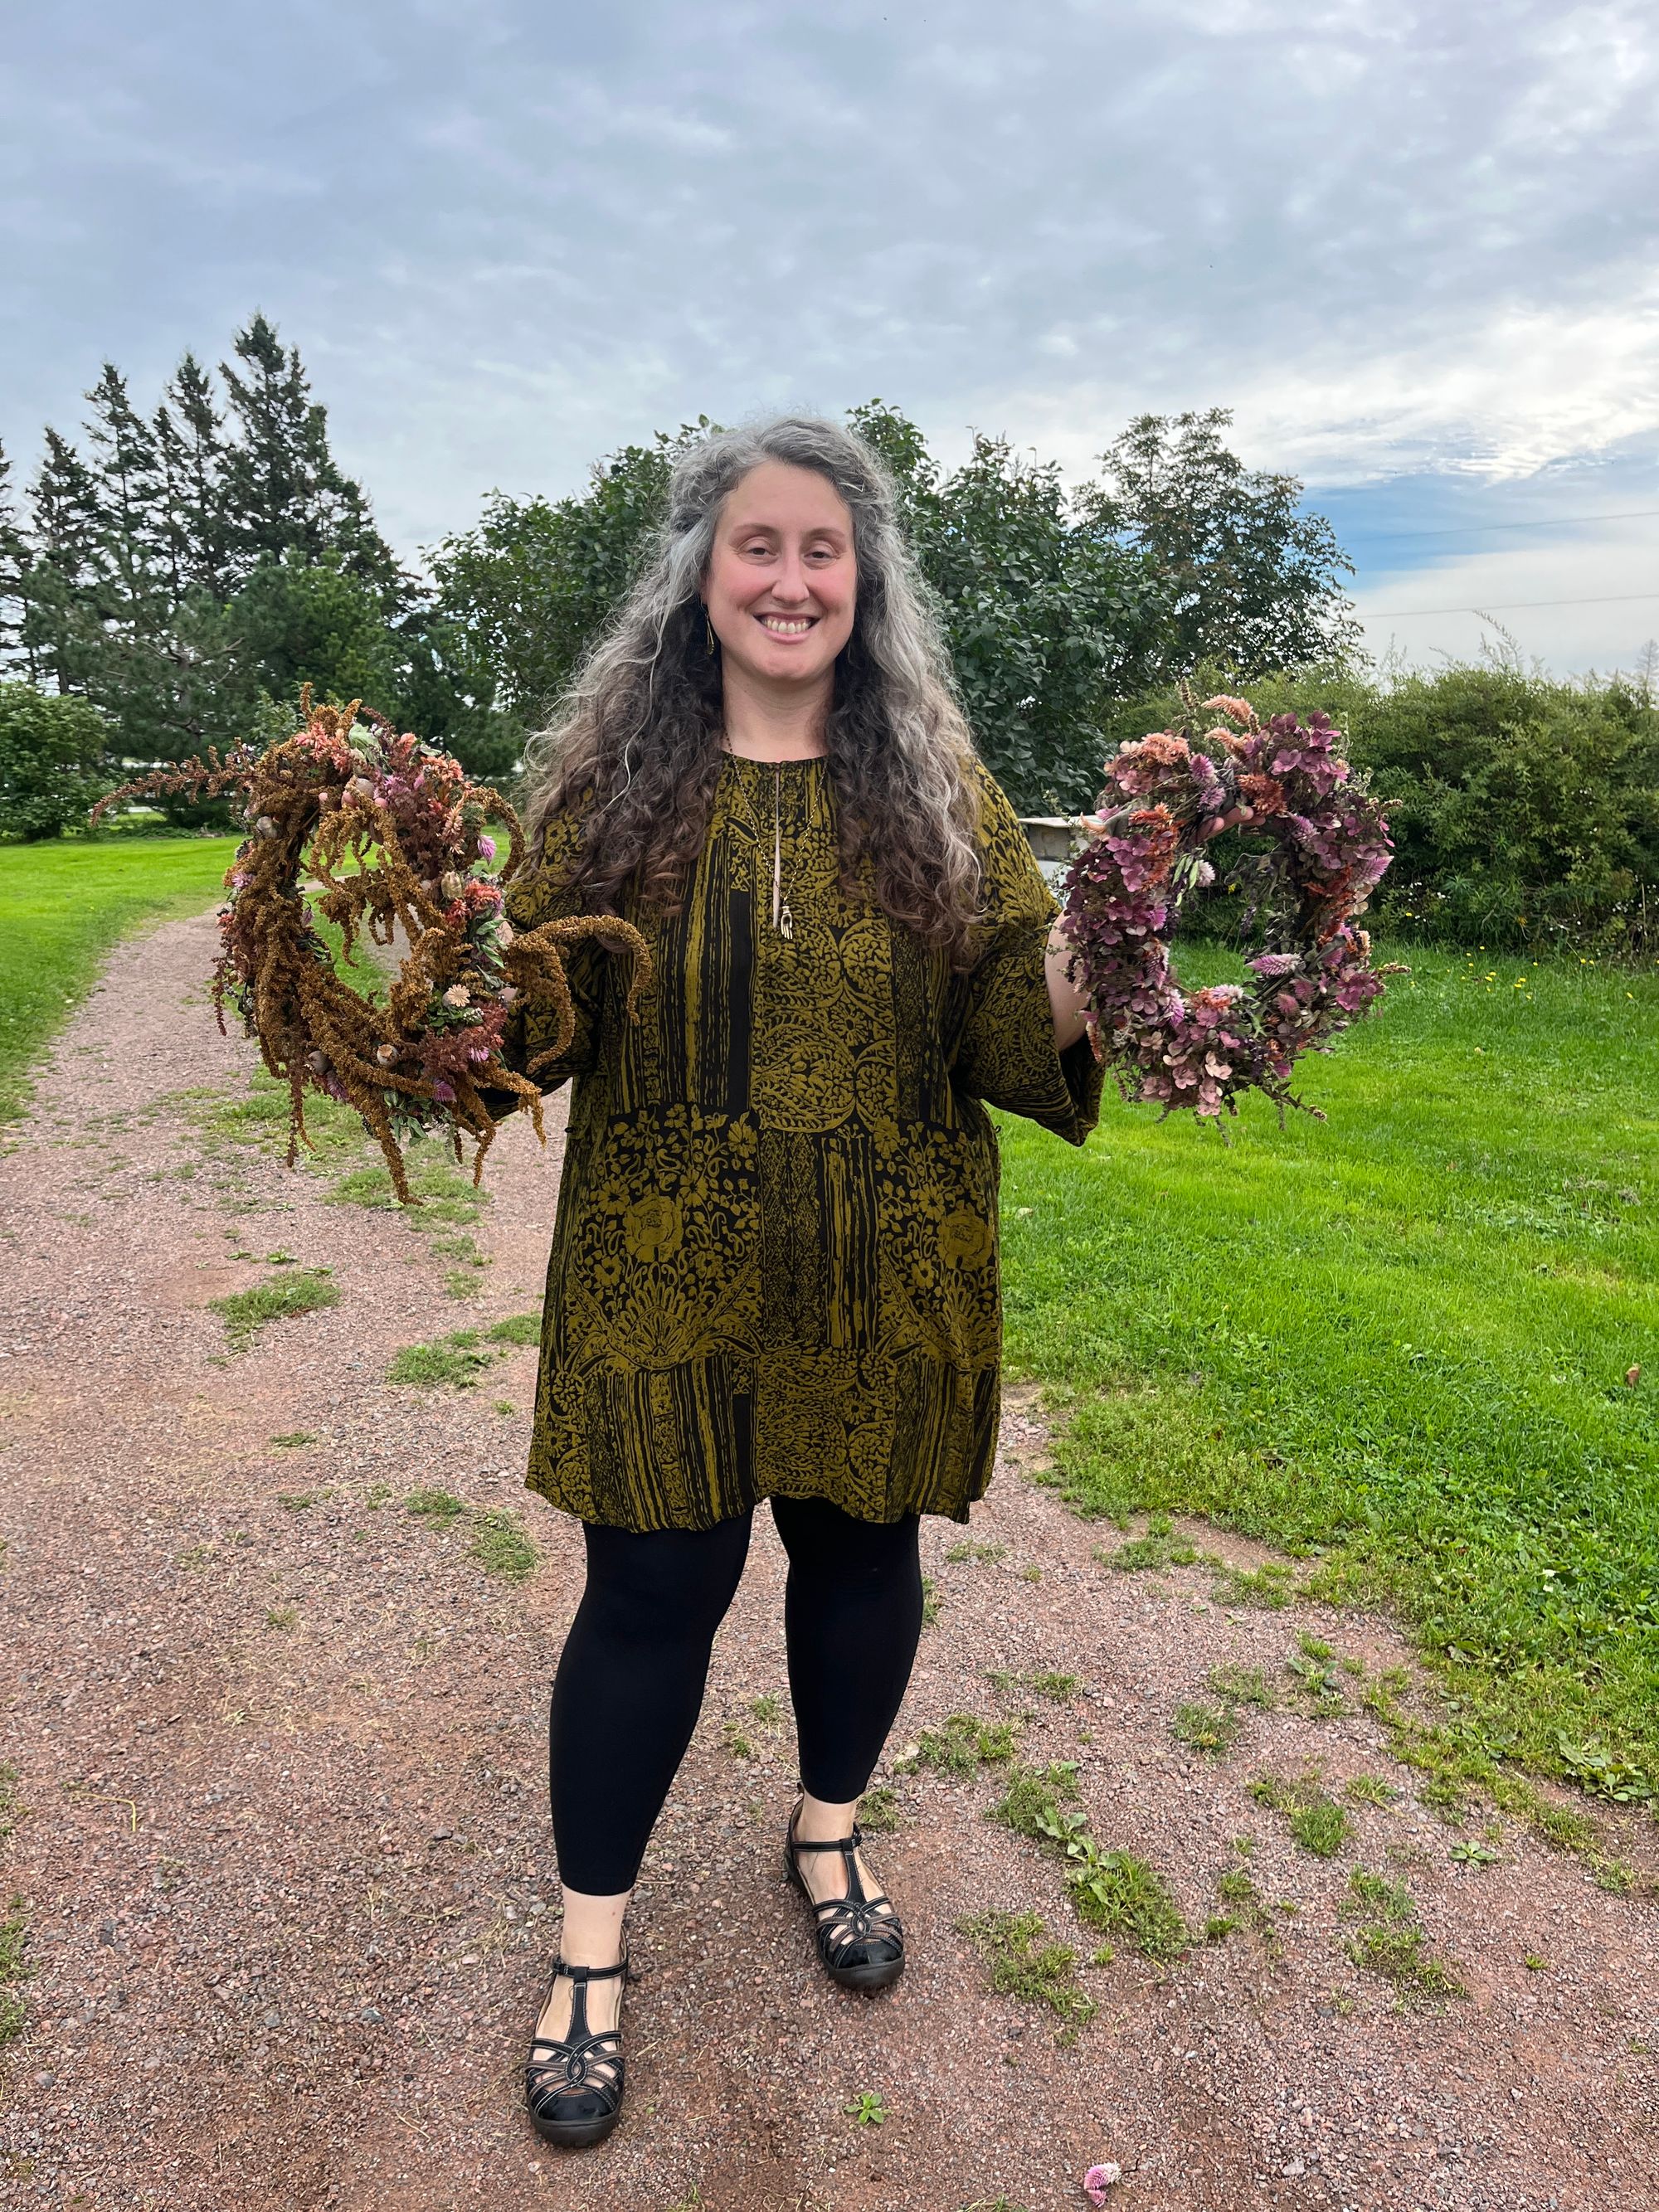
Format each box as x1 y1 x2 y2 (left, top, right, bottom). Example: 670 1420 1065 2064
0 683 109 839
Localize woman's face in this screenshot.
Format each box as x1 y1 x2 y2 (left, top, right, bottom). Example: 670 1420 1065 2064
702 459 858 689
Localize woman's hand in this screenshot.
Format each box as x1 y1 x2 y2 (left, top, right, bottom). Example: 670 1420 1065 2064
1045 915 1091 1052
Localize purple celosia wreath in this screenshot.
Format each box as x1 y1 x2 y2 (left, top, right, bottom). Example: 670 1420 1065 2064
1058 693 1399 1124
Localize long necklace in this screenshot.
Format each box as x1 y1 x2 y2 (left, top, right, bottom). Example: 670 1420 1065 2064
722 746 794 939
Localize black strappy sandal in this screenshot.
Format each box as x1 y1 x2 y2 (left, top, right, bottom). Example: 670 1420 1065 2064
784 1795 906 1992
524 1951 631 2148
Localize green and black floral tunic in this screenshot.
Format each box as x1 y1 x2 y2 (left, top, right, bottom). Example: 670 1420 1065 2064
498 751 1102 1533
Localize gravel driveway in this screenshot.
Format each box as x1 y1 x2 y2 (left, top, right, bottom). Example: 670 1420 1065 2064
1 910 1655 2212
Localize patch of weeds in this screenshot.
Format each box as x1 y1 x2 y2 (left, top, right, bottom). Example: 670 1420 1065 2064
0 1897 31 2044
264 1250 297 1266
722 1723 755 1760
990 1758 1081 1838
1099 1512 1198 1573
956 1909 1097 2029
1522 1952 1549 1971
443 1269 484 1300
265 1605 299 1631
178 1542 216 1572
946 1539 1006 1563
0 1767 20 1848
1344 1773 1402 1808
990 1762 1188 1960
1248 1773 1355 1859
843 2091 888 2127
907 1714 1019 1776
275 1491 318 1512
1088 1943 1114 1966
363 1483 392 1509
326 1156 484 1221
209 1268 338 1352
1210 1559 1295 1609
1287 1642 1348 1714
1360 1674 1598 1858
1554 1736 1655 1806
270 1432 315 1449
1448 1838 1502 1868
485 1313 542 1346
921 1573 940 1626
492 1399 517 1417
1019 1563 1043 1582
386 1331 499 1388
1206 1663 1276 1709
405 1488 466 1530
1589 1856 1635 1894
748 1694 781 1724
1171 1700 1241 1757
468 1511 537 1583
857 1785 901 1830
987 1667 1078 1702
1340 1869 1467 2001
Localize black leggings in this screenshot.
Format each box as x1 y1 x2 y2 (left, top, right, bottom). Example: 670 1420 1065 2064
547 1495 923 1895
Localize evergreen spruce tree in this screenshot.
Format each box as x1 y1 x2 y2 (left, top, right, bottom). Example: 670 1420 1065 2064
23 428 104 697
158 351 232 601
0 437 31 675
219 313 405 605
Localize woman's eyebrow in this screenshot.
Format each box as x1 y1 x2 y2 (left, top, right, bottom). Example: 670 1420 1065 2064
728 519 849 544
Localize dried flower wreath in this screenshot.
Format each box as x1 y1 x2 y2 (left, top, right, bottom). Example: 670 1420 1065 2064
92 692 650 1201
1059 693 1399 1124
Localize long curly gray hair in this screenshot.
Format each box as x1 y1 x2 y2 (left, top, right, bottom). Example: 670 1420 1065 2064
519 414 985 964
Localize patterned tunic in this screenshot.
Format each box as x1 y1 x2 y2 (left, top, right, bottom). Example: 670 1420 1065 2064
498 751 1103 1532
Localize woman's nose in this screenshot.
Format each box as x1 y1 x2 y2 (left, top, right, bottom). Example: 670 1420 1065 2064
770 553 811 603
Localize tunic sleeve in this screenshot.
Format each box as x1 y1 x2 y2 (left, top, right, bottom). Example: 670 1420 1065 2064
946 759 1104 1148
492 809 606 1101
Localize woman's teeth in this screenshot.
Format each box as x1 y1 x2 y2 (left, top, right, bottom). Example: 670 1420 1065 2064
759 615 813 633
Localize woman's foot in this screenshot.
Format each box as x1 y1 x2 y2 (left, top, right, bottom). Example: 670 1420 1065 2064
524 1948 629 2147
785 1792 905 1991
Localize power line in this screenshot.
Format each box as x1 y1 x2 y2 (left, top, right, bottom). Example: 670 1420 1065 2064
1350 506 1659 543
1367 590 1659 617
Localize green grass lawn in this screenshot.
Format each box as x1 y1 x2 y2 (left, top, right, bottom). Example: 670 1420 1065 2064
0 837 241 1121
997 941 1659 1796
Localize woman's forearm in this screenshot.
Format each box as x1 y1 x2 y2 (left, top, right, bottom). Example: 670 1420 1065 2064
1045 916 1091 1051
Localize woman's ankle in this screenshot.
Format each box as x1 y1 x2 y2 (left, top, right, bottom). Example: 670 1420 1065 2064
557 1883 633 1966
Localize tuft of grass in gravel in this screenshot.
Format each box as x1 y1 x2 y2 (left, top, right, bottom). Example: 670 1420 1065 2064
468 1510 537 1582
209 1268 338 1351
265 1605 299 1631
857 1785 901 1830
485 1312 542 1346
387 1313 541 1389
1171 1699 1241 1757
1345 1772 1403 1808
0 1895 32 2044
405 1488 466 1529
387 1332 498 1388
1340 1869 1468 2001
326 1156 484 1222
444 1269 484 1300
986 1667 1078 1701
1248 1772 1355 1858
1207 1663 1277 1709
989 1762 1189 1961
946 1539 1007 1563
1097 1511 1199 1573
906 1714 1019 1776
0 1764 22 1849
957 1908 1097 2029
270 1432 315 1449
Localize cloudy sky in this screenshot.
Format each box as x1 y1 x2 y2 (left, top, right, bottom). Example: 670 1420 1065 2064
4 0 1657 674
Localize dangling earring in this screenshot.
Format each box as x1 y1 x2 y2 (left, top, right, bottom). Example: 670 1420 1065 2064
704 609 718 657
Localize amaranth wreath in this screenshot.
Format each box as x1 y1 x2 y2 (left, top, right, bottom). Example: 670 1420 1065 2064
93 692 650 1201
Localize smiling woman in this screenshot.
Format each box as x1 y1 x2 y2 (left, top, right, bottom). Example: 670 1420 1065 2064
491 414 1104 2147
